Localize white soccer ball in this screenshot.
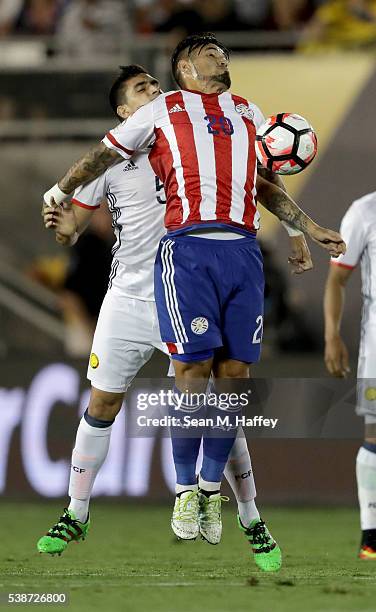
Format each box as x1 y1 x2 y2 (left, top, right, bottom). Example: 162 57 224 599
256 113 318 175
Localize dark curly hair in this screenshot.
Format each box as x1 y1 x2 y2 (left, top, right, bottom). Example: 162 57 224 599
171 33 230 87
109 64 147 120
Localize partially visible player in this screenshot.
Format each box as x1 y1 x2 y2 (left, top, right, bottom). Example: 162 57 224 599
37 64 309 571
36 65 165 557
324 191 376 559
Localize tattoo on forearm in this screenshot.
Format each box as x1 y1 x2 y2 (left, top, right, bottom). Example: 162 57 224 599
257 166 287 193
261 186 310 232
58 144 121 194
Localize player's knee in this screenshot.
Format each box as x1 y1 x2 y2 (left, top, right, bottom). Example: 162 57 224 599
88 388 124 421
213 358 250 378
365 423 376 445
173 355 213 380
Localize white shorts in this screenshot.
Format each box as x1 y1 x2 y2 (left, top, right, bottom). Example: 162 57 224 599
356 352 376 423
87 289 166 393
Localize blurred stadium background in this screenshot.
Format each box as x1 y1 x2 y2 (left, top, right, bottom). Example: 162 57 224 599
1 0 376 511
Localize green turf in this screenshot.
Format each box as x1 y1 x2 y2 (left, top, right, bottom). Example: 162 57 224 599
0 502 375 612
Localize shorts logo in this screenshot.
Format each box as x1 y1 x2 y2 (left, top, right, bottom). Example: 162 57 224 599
90 353 99 369
235 104 254 121
191 317 209 335
365 387 376 401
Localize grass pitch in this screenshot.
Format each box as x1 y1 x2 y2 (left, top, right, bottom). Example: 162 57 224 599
0 502 375 612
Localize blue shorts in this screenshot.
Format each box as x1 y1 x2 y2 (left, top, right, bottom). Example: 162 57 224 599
154 234 265 363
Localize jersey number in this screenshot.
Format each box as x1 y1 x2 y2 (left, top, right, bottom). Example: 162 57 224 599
155 176 166 205
252 316 263 344
204 114 234 136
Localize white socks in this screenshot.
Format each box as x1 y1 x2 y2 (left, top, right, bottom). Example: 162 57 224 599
356 445 376 530
68 416 112 523
175 483 198 494
224 432 260 526
198 475 220 493
236 500 260 526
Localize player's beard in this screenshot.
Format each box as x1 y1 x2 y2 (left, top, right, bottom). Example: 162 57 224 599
189 60 231 90
211 70 231 89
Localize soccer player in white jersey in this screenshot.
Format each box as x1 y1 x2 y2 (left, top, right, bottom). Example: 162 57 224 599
42 33 345 570
37 64 310 571
324 191 376 560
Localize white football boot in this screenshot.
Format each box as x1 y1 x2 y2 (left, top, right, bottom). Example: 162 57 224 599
198 491 229 545
171 490 200 540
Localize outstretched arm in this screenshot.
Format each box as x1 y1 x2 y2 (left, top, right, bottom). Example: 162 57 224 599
258 166 299 234
258 166 287 192
324 264 352 377
256 172 310 232
258 167 313 274
43 144 121 206
58 144 121 194
256 174 346 257
44 101 155 206
47 102 155 204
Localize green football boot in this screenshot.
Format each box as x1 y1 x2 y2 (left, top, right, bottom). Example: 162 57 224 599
37 508 90 556
238 516 282 572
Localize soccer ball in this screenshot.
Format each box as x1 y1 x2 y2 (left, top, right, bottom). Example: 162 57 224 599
255 113 318 175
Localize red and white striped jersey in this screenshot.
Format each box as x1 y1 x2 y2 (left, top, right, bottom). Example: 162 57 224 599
102 89 265 234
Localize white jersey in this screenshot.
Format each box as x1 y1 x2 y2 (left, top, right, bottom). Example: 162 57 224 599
72 149 166 301
331 191 376 360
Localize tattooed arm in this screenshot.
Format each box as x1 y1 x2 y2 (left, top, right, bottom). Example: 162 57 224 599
256 172 309 230
256 174 346 257
43 144 122 208
258 166 287 193
56 101 154 195
257 166 314 274
58 143 122 194
45 101 155 205
258 166 300 234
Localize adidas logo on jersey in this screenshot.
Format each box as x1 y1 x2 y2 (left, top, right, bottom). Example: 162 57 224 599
169 104 185 114
123 160 138 172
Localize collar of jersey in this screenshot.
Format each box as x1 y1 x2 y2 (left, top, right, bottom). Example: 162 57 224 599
183 88 224 97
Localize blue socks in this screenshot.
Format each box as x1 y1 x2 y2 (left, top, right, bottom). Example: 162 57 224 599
201 408 238 483
201 437 236 483
169 385 239 487
169 386 204 486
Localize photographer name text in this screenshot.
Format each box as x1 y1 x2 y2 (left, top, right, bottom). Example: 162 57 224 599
136 415 278 429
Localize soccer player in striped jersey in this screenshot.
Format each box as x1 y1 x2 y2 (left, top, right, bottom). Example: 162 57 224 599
38 64 309 571
324 191 376 560
42 33 345 567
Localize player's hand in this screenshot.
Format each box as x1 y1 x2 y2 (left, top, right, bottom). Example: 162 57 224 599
41 196 55 219
42 198 77 238
307 223 346 258
324 335 350 378
42 197 59 228
287 234 313 274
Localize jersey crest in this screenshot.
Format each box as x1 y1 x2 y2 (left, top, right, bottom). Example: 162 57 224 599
235 103 254 121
